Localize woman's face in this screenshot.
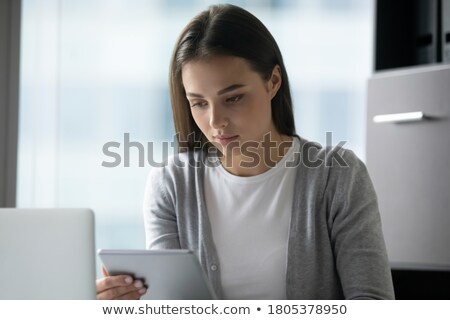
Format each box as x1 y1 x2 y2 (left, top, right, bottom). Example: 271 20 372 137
181 55 282 158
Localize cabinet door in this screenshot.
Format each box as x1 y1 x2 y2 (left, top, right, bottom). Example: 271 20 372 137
366 64 450 270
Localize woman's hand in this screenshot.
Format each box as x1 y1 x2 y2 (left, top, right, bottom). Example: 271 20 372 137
96 265 147 300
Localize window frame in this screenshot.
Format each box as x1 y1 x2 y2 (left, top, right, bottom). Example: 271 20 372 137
0 0 21 207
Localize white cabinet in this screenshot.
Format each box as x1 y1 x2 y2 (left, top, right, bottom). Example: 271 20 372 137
366 64 450 270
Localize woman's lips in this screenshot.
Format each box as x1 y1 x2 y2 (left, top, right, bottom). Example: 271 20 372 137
216 135 239 146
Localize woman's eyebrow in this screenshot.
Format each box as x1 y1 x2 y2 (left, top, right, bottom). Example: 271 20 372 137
217 84 246 95
186 84 246 98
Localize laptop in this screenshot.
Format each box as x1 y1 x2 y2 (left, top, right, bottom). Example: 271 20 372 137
0 208 96 299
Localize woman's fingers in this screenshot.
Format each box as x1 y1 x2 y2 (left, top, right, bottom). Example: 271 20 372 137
96 275 133 294
114 287 147 300
97 283 145 300
96 275 147 300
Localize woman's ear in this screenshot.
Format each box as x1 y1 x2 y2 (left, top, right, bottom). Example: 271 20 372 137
267 65 282 100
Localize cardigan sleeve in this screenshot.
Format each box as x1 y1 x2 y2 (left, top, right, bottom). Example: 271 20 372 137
327 149 395 299
143 166 181 250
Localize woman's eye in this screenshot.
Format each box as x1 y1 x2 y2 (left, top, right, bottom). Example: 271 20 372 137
191 101 207 108
226 94 243 103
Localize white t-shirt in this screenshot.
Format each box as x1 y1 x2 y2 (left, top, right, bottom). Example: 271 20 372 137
204 137 299 299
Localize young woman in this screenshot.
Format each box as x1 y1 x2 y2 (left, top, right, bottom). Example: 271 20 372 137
96 4 395 300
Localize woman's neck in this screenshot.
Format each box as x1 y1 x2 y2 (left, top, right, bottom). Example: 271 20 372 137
220 134 293 177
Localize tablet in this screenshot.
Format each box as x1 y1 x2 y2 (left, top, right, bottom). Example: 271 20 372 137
98 249 216 300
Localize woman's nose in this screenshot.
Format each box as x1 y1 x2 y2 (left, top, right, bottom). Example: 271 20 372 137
209 105 228 129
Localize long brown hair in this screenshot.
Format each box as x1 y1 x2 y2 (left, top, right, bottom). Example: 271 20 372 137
169 4 296 152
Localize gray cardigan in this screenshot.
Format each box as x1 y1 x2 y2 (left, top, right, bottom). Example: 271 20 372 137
143 136 395 299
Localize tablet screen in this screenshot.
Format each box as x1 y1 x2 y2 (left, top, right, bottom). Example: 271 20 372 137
98 249 216 300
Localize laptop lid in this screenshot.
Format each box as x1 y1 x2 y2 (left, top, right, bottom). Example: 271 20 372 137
0 208 96 299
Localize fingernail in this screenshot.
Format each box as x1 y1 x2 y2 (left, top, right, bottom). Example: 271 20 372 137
124 276 133 284
134 280 143 288
139 288 146 294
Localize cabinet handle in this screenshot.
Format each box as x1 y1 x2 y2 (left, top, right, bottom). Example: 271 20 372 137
373 111 425 124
